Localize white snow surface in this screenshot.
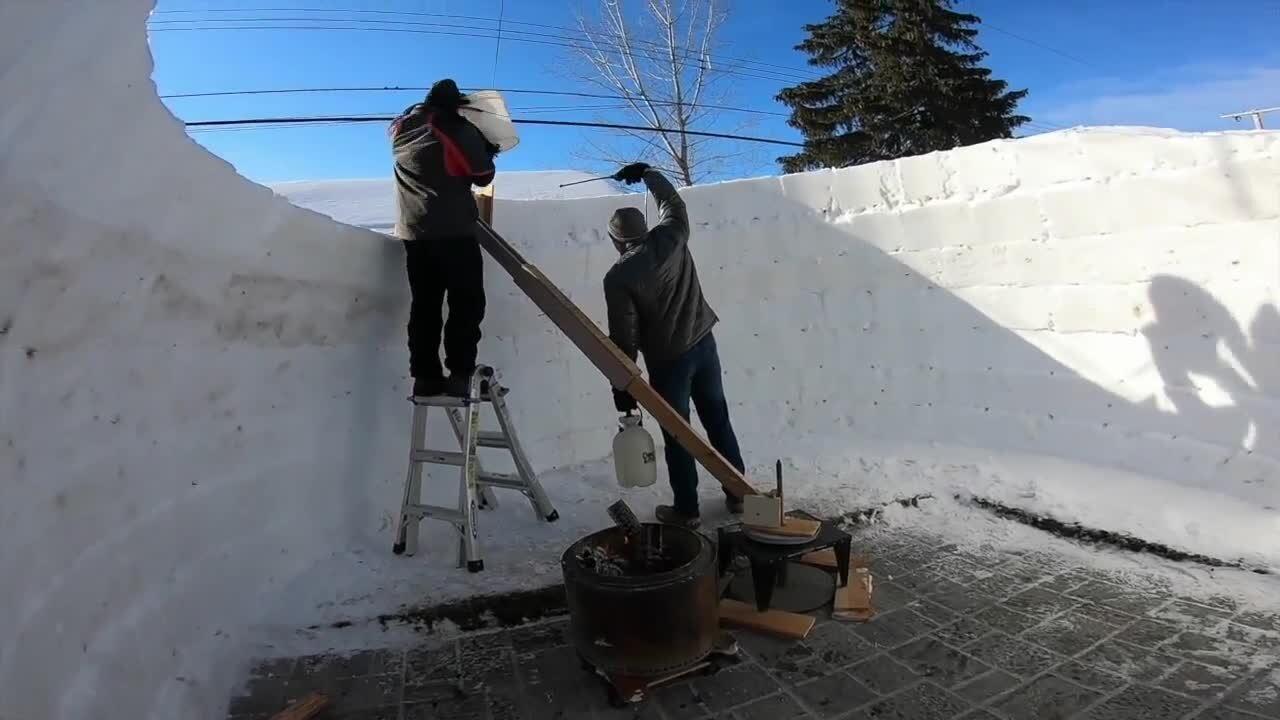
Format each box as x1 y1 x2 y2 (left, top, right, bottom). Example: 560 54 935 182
271 172 625 234
2 2 1280 719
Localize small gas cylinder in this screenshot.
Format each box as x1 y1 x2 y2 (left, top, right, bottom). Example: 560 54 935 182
613 413 657 488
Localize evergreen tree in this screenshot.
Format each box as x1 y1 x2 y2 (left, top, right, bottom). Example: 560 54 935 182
777 0 1030 172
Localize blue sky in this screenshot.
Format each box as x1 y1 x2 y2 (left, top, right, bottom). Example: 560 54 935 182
149 0 1280 184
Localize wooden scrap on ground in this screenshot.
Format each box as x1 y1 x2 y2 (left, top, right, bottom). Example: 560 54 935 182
270 692 329 720
832 554 875 623
797 548 838 569
719 599 815 640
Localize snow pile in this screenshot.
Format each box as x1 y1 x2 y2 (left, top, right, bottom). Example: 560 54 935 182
2 1 1278 718
272 171 624 233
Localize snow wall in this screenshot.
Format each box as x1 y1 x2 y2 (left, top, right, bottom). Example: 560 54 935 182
2 1 1278 718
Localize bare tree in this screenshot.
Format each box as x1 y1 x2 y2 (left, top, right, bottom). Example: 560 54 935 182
567 0 756 186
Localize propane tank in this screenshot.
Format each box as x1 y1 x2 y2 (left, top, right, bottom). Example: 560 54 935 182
613 413 657 488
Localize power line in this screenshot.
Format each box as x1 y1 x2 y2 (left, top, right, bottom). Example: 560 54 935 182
181 114 806 147
978 21 1100 70
149 6 822 81
158 85 790 118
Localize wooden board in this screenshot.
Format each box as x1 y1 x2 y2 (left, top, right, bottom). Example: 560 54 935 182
270 692 328 720
718 599 815 640
797 548 838 569
833 557 875 623
475 219 757 498
743 516 821 538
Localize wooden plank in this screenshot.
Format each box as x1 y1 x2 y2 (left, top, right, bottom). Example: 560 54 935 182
743 516 821 538
833 556 875 623
797 548 838 569
270 692 328 720
476 220 758 498
719 599 814 640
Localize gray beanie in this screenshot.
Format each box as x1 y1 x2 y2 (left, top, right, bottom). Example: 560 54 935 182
608 207 648 249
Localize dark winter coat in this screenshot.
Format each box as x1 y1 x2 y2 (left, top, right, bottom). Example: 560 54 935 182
390 106 496 240
603 170 719 372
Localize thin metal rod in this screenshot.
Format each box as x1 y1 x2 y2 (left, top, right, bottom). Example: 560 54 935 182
558 174 616 188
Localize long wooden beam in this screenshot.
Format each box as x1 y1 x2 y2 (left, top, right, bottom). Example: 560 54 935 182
472 209 757 498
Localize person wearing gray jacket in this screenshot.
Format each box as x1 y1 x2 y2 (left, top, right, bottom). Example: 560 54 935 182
603 162 746 528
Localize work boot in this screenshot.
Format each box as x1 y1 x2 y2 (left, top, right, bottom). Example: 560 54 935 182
412 376 446 398
655 505 701 530
724 494 744 515
444 371 491 398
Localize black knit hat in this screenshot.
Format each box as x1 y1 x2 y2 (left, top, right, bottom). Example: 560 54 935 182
608 207 648 251
426 78 465 112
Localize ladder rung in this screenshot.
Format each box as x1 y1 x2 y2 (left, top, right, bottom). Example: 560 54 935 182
404 504 465 525
411 395 472 408
411 449 465 466
476 431 509 449
478 472 526 491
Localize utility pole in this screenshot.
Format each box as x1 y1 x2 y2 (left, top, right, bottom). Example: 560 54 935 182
1220 106 1280 130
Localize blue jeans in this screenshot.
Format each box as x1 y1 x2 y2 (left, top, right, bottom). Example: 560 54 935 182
649 332 746 516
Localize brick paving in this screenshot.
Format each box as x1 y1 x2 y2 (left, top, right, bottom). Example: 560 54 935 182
226 529 1280 720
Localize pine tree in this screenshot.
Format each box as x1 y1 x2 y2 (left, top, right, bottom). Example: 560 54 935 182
777 0 1030 172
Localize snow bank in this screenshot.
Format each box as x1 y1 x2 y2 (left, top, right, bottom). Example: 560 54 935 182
2 1 1279 718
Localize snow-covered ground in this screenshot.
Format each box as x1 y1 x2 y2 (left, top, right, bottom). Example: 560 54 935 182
3 1 1279 719
271 171 625 233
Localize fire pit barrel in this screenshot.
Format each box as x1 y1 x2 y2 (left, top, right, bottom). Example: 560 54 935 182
560 523 719 679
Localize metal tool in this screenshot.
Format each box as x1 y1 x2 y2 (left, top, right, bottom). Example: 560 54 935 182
558 174 617 188
392 365 559 572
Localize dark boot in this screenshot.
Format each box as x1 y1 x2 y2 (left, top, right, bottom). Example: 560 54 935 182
443 371 490 398
655 505 701 529
413 376 446 398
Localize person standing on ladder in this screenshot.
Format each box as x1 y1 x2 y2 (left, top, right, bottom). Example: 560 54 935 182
390 78 499 398
602 162 747 529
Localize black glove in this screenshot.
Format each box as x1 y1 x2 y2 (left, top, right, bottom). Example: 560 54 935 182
613 162 651 185
485 140 501 158
612 388 638 413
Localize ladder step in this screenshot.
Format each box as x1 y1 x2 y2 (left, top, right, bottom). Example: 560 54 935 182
476 431 509 449
411 449 465 466
403 504 466 525
477 472 527 491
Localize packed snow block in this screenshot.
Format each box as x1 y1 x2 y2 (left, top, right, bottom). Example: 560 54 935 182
942 139 1021 201
1075 131 1218 176
1049 284 1153 334
896 151 951 206
829 157 904 211
1011 132 1095 190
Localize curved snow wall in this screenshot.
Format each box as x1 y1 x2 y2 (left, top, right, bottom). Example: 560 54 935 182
2 1 1278 718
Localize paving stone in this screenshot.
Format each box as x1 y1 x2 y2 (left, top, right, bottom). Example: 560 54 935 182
293 648 400 680
1078 683 1202 720
1222 622 1280 652
1159 660 1239 700
793 672 878 718
1227 610 1279 635
962 632 1059 679
1224 666 1280 717
997 560 1056 589
692 663 779 712
889 637 990 689
514 645 583 692
1038 570 1094 594
955 712 1001 720
932 618 992 648
510 619 570 655
226 676 292 716
848 608 938 651
927 584 996 615
990 673 1102 719
1021 612 1117 657
966 573 1026 599
1149 600 1234 629
1075 640 1182 683
803 621 877 668
1051 661 1127 692
1113 618 1181 649
1068 581 1164 616
653 683 712 720
1072 601 1142 628
733 692 812 720
404 642 460 687
773 657 833 686
458 641 515 686
847 654 919 694
971 604 1042 634
326 674 401 713
484 684 528 720
1191 707 1280 720
247 656 296 680
952 669 1021 705
908 599 958 627
854 680 972 719
872 582 916 612
329 706 399 720
404 694 491 720
1164 631 1258 670
737 629 815 669
1001 586 1080 618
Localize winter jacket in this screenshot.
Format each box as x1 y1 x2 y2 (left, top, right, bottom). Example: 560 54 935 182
390 106 496 240
603 170 719 372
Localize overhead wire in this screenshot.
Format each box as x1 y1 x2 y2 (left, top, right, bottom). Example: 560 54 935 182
148 6 823 81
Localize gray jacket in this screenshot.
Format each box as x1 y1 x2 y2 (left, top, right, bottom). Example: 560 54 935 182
390 106 496 240
603 170 719 372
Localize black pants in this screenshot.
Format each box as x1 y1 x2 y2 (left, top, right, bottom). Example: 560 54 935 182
404 236 485 380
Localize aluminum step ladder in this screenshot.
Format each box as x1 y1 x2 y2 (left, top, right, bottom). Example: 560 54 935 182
392 365 559 572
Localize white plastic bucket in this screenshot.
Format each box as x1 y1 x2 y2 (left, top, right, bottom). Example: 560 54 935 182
459 90 521 153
